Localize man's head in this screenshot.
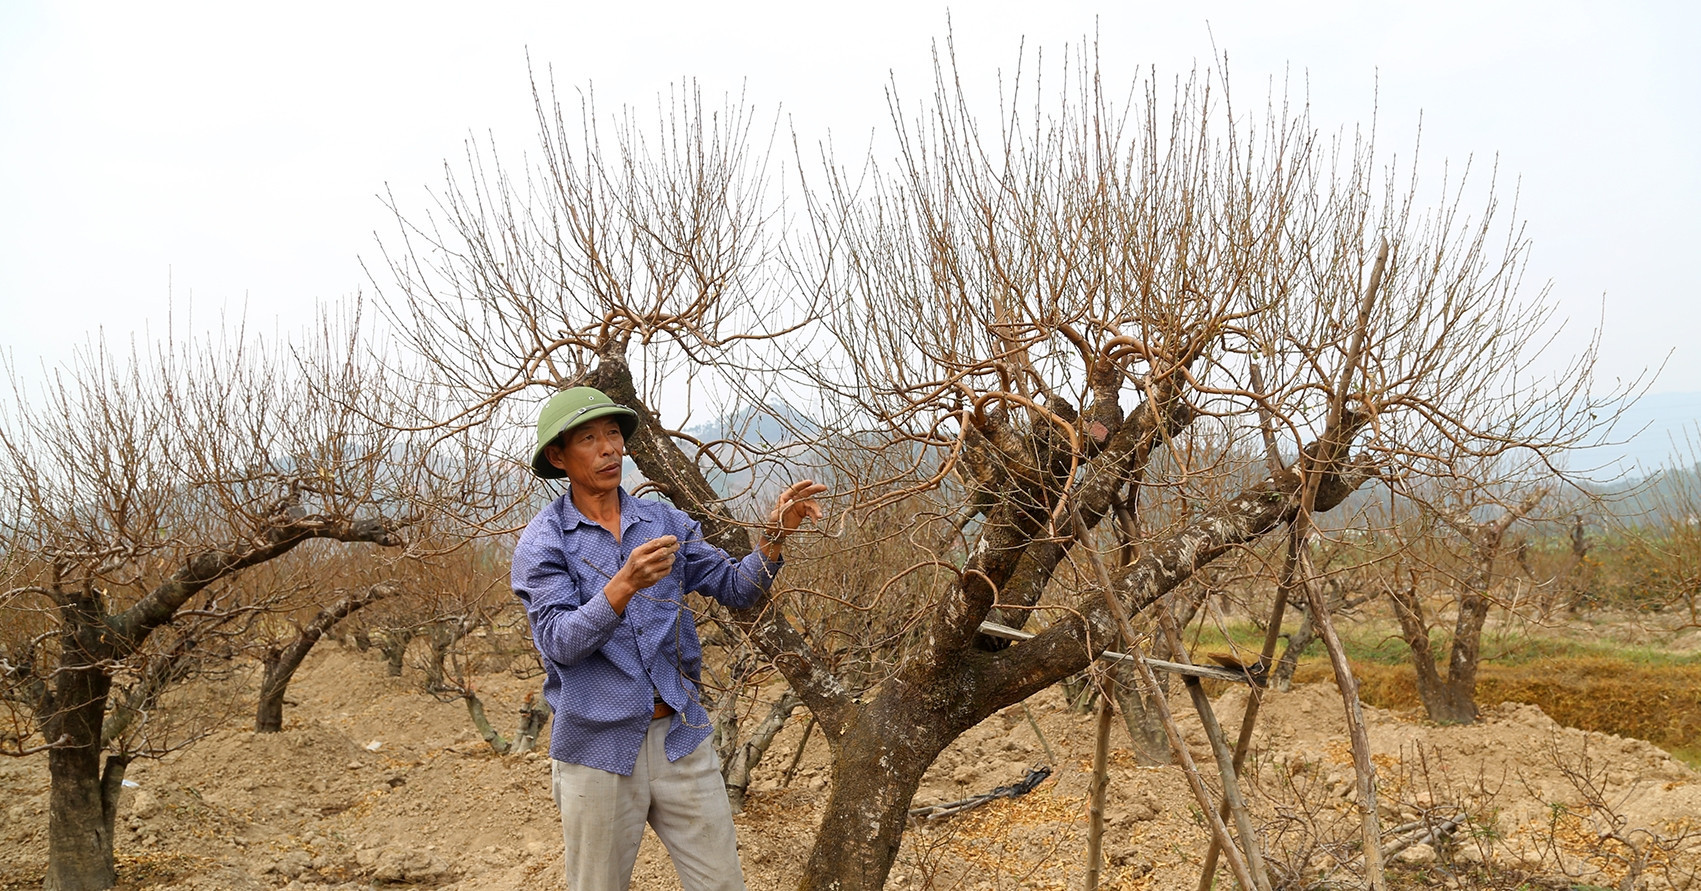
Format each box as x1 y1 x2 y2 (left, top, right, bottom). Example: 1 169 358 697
530 387 640 480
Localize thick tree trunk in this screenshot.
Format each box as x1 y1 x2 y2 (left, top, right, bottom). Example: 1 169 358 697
254 650 290 734
1392 492 1543 725
797 701 960 891
1113 673 1173 765
41 596 121 891
464 690 512 753
1388 579 1445 713
1425 683 1480 725
40 620 131 890
511 694 551 755
36 519 400 891
423 616 476 692
1442 589 1489 722
1388 580 1480 724
44 750 117 891
721 693 801 813
378 628 414 677
1272 608 1315 692
42 720 116 884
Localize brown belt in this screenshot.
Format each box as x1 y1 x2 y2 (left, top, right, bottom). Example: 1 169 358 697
653 701 675 719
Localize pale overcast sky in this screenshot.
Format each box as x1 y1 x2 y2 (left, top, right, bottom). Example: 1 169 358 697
2 1 1697 406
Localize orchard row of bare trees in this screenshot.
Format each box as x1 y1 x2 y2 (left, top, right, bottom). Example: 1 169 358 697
1 37 1668 891
0 311 535 890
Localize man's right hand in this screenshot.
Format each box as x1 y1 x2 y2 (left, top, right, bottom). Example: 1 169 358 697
603 535 679 614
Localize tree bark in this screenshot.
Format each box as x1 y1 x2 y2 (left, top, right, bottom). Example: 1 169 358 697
256 584 395 732
1112 674 1172 765
1271 605 1315 692
796 692 969 891
1387 577 1474 723
722 693 802 813
423 616 478 692
42 669 117 891
378 627 414 678
1114 597 1200 764
512 694 551 755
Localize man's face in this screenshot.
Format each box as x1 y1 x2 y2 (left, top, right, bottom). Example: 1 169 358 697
544 417 625 497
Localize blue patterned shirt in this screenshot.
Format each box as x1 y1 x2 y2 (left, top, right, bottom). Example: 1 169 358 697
512 487 781 775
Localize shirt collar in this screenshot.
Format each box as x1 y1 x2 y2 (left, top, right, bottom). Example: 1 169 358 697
557 486 656 536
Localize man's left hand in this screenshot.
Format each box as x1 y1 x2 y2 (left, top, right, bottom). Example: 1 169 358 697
764 480 827 549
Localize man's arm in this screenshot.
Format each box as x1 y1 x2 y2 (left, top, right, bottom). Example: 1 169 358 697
676 519 781 610
677 480 828 608
514 524 686 666
513 534 625 668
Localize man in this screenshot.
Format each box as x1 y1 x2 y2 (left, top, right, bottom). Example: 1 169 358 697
511 386 824 891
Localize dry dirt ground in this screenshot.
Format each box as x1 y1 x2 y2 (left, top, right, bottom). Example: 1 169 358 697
3 643 1699 890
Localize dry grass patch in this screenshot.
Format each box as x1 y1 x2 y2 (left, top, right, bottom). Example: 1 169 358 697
1298 658 1701 764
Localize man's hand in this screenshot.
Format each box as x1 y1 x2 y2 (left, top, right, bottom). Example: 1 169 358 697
604 535 679 614
760 480 828 560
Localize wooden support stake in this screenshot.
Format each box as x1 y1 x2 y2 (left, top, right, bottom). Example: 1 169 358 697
1067 508 1258 891
1292 237 1391 890
977 620 1257 685
1197 526 1301 891
1022 703 1058 768
1299 541 1387 889
1083 675 1115 891
1154 605 1272 891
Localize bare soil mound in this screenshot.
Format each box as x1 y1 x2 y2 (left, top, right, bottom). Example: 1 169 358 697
3 644 1698 890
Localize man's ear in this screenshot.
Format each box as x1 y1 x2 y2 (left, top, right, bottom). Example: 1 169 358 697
543 440 567 472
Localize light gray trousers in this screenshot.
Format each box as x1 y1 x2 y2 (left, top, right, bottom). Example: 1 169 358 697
551 718 747 891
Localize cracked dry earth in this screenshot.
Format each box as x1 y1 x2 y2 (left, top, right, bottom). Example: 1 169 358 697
3 644 1699 890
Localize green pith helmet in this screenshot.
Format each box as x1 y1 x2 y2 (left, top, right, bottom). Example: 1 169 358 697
530 387 640 479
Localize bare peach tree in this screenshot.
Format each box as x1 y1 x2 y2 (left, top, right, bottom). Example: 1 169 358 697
0 313 475 891
403 537 558 755
1385 485 1549 724
248 545 404 733
375 45 1621 891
